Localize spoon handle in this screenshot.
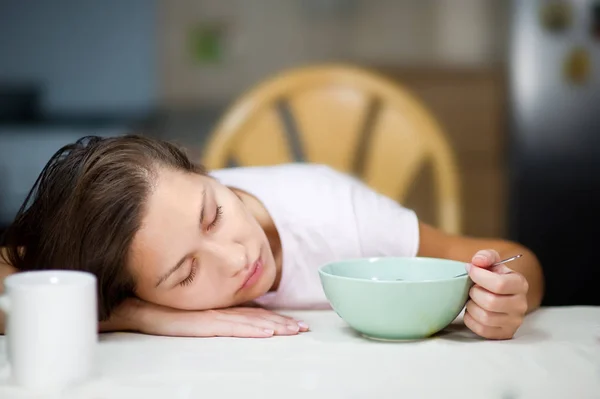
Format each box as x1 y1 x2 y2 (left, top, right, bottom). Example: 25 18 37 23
492 254 523 266
454 254 524 278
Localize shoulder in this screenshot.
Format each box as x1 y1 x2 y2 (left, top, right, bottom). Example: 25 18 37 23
209 163 340 177
209 163 355 189
209 163 364 225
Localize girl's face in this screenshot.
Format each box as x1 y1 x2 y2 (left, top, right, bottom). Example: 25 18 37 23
129 168 277 310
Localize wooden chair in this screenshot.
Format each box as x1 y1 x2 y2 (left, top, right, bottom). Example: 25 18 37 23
202 64 462 234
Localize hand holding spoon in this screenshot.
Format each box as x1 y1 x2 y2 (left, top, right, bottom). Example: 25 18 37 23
453 254 523 278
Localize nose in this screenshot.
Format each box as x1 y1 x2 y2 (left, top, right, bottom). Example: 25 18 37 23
219 241 248 276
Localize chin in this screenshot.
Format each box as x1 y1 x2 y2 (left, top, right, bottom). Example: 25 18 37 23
254 272 274 298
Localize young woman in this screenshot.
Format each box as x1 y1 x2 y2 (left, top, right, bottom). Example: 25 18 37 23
0 135 543 339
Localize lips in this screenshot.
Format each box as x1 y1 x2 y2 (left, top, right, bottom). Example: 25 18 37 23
239 257 263 291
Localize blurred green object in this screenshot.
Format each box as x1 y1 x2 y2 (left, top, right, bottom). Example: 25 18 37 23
563 46 591 85
539 0 572 33
190 24 223 64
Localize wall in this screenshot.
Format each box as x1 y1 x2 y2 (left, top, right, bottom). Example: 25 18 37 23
0 0 157 114
0 0 156 226
159 0 508 105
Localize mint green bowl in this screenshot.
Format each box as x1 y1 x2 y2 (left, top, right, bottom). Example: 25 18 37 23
318 257 473 341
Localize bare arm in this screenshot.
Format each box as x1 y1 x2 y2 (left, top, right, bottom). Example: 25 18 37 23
0 247 18 334
1 247 132 335
1 245 135 334
417 222 544 313
1 251 306 337
1 248 137 334
0 248 16 280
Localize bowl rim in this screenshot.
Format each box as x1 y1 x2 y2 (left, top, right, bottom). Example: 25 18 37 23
317 256 471 284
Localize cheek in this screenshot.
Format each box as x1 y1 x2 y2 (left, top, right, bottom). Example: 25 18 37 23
166 271 234 310
220 191 257 229
142 284 214 310
134 284 162 305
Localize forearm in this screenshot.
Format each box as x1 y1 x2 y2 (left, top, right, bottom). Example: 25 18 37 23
418 223 544 313
97 298 140 332
99 298 157 333
2 247 136 334
99 312 132 333
0 247 17 280
0 247 18 334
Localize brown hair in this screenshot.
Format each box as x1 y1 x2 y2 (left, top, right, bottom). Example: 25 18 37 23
1 135 205 320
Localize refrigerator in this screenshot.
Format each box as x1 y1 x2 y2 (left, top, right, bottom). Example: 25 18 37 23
508 0 600 305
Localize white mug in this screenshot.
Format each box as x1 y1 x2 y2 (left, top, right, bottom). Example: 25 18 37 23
0 270 97 390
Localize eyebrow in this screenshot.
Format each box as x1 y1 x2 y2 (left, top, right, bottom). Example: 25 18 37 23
199 188 206 226
155 188 207 288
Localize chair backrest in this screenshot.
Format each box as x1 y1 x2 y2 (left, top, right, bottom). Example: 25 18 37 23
202 64 462 234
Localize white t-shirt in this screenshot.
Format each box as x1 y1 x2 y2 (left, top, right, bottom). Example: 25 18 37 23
210 164 420 310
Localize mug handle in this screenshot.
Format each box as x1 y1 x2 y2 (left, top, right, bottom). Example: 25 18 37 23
0 294 10 314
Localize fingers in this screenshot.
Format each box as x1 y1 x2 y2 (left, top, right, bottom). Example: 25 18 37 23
464 310 514 340
465 300 514 328
489 263 514 275
218 308 309 335
469 285 528 315
131 304 310 338
208 319 277 338
254 310 310 333
471 249 500 267
215 312 298 336
251 308 310 332
297 321 310 332
226 307 309 330
464 251 529 340
468 266 529 295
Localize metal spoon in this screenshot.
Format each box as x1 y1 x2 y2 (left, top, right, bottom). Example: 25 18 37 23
452 253 523 278
393 254 523 281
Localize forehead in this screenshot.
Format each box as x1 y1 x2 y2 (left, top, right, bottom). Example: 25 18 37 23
129 169 208 277
147 169 205 222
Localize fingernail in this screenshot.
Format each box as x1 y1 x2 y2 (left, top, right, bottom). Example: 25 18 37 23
263 329 274 335
474 255 487 262
297 321 309 329
465 263 472 272
287 323 300 332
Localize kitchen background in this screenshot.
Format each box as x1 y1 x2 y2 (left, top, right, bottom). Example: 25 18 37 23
0 0 598 306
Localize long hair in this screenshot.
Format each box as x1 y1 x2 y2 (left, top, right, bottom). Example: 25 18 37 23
1 134 205 320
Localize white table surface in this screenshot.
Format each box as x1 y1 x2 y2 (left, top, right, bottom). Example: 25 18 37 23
1 306 599 399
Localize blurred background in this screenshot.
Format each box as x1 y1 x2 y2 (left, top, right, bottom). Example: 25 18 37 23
0 0 598 306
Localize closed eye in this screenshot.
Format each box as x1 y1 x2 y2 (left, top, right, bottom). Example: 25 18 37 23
179 258 198 287
207 206 223 231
